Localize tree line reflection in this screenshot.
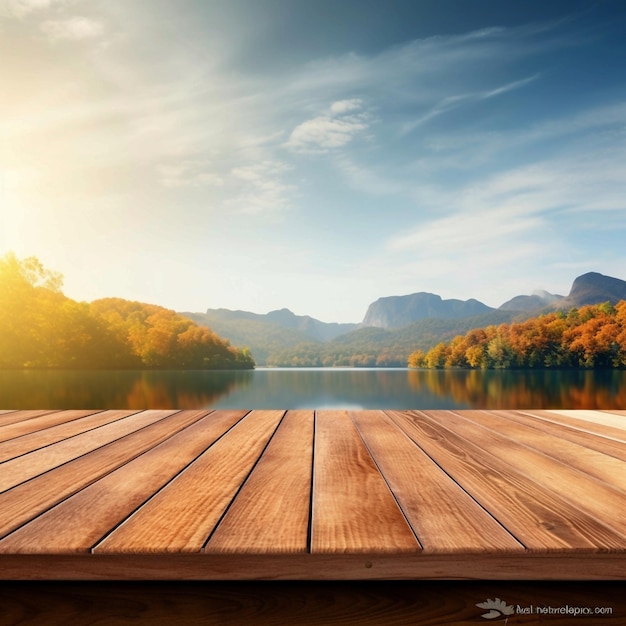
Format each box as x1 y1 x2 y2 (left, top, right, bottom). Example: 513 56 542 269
0 368 624 410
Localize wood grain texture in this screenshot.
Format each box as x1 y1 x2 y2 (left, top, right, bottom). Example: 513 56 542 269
2 552 626 580
0 409 178 493
386 410 626 550
206 410 314 554
312 410 419 553
546 409 626 431
0 410 228 539
350 410 523 553
0 409 55 428
94 410 285 554
0 409 624 580
428 410 626 535
491 410 626 462
0 409 139 463
519 409 626 443
453 410 626 492
0 409 99 443
0 410 247 553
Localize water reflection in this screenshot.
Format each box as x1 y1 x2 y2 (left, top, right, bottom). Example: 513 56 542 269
406 369 626 409
0 368 624 410
0 370 252 409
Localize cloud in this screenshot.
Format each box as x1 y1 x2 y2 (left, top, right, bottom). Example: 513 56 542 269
228 160 294 214
388 204 542 253
157 160 224 188
390 143 626 255
334 156 404 196
329 99 363 115
285 99 370 153
401 74 540 134
40 16 103 40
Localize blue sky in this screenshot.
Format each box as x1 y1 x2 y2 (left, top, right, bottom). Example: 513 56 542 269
2 0 626 322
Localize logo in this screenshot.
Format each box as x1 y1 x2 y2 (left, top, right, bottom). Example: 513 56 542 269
476 598 515 620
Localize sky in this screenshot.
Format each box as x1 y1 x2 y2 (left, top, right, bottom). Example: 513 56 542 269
2 0 626 323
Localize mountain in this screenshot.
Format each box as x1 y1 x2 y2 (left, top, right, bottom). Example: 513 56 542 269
499 289 564 312
181 308 357 364
557 272 626 309
182 271 626 366
499 273 626 313
263 308 358 340
361 292 494 329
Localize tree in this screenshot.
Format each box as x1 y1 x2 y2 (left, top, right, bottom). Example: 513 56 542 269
407 300 626 370
0 252 254 370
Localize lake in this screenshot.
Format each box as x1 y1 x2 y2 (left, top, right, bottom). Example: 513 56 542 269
1 367 625 410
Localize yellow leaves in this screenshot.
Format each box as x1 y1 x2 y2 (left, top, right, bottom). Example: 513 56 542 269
0 253 254 370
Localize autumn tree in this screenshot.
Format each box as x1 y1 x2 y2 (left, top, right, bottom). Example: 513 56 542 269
408 300 626 370
0 253 254 370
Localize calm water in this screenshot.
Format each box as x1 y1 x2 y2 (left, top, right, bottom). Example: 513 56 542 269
1 367 625 410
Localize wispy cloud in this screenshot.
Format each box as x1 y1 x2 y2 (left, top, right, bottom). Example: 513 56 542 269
4 2 624 318
40 16 103 40
228 161 295 214
157 160 224 188
374 122 626 304
284 99 370 153
401 74 540 134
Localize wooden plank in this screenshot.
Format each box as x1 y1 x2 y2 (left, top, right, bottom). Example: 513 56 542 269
0 410 56 429
0 410 178 493
350 410 523 553
93 410 286 554
412 410 626 539
0 410 100 443
386 410 626 550
0 410 249 553
454 410 626 491
519 410 626 443
0 409 140 463
0 410 238 539
489 410 626 463
2 552 626 580
312 410 419 554
206 410 314 554
545 409 626 431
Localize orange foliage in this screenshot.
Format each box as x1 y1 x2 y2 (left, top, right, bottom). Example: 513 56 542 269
409 301 626 370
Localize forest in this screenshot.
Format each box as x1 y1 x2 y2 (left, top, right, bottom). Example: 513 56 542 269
256 311 520 367
409 302 626 369
0 253 254 370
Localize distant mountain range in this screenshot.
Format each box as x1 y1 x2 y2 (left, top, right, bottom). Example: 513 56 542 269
181 308 358 364
181 271 626 366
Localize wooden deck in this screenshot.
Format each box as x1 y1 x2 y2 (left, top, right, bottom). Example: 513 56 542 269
0 408 625 580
